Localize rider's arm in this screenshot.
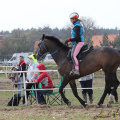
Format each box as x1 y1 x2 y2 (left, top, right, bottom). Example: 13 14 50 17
70 26 81 42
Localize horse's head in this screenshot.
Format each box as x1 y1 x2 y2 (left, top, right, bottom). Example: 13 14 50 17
34 34 48 59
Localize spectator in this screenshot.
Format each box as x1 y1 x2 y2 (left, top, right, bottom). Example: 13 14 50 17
23 54 39 104
7 56 26 106
78 73 94 104
17 56 26 98
31 64 53 104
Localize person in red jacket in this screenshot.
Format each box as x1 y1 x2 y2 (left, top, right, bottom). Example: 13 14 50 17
31 64 53 104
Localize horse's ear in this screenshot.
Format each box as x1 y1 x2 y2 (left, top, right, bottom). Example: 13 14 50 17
41 34 45 40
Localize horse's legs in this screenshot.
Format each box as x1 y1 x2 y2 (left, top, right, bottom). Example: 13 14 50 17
97 74 111 107
108 73 119 106
69 80 89 110
97 85 110 106
59 76 71 106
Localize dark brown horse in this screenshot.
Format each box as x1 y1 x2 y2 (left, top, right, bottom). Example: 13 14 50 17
34 34 120 109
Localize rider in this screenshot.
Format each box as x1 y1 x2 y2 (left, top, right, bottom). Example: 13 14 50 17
65 12 84 75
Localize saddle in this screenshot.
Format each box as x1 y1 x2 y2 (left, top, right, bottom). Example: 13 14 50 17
67 44 93 63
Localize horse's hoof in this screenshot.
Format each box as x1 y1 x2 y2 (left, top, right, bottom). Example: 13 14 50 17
95 104 101 108
67 101 71 107
107 103 112 107
85 104 89 110
108 94 114 103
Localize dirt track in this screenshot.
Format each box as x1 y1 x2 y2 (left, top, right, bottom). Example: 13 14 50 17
0 104 120 120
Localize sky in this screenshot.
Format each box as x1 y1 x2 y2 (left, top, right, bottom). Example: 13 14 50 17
0 0 120 31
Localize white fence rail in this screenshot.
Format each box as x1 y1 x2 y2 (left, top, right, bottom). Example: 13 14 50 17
0 65 58 77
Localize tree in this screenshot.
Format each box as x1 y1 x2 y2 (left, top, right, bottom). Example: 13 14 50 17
81 17 99 39
110 36 120 49
0 29 32 59
42 26 52 35
85 37 93 46
1 25 120 60
100 33 110 46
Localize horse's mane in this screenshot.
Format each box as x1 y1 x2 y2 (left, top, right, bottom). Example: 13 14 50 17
44 35 69 50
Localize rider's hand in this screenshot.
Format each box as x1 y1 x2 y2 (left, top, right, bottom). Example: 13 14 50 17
67 38 70 42
64 38 70 46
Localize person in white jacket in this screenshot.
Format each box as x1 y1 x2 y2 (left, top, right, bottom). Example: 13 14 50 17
23 54 39 104
27 54 39 82
78 73 94 104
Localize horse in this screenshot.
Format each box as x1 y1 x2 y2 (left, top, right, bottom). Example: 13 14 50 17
8 67 19 87
34 34 120 110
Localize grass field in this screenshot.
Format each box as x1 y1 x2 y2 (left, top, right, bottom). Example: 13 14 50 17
0 65 120 120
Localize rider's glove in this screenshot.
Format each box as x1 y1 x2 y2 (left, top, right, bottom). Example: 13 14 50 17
67 38 70 42
64 38 70 46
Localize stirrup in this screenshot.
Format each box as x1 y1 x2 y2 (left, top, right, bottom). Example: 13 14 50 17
70 69 80 75
70 69 75 75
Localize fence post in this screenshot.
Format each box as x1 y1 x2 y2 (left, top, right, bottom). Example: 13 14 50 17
23 73 27 105
35 83 38 104
6 66 7 77
58 72 59 79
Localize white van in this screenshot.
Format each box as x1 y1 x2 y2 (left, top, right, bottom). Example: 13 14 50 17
7 52 33 66
43 54 55 63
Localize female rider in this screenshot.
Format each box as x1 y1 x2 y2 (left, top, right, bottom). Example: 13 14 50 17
65 12 84 75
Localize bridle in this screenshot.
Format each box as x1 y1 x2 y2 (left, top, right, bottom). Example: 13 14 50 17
36 40 48 56
35 39 60 58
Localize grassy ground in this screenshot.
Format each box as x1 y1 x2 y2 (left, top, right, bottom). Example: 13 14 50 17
0 65 120 120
